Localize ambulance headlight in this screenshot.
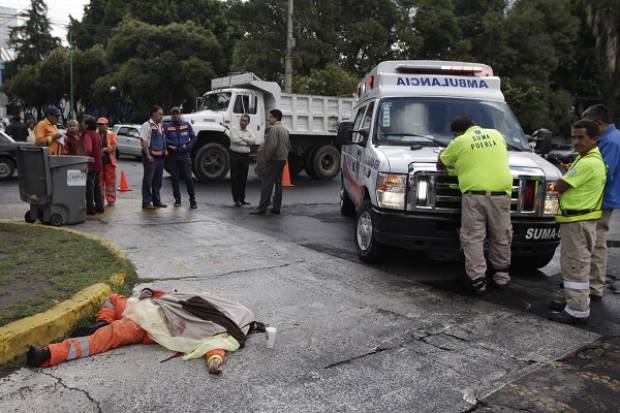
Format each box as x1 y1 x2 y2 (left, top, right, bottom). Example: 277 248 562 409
544 183 559 216
376 173 406 210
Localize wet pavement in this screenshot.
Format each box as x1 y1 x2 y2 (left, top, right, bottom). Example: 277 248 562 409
0 159 619 412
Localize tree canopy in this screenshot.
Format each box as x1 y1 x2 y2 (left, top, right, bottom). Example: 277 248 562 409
2 0 619 133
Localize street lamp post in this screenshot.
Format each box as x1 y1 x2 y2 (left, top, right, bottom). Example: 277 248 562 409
69 31 75 120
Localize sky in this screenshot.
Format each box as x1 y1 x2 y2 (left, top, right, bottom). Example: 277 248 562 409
0 0 89 43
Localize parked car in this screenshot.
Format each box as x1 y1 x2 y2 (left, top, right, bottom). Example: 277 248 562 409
0 131 33 179
112 124 143 159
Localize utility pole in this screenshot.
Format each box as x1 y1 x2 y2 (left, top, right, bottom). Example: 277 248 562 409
284 0 294 93
69 31 74 120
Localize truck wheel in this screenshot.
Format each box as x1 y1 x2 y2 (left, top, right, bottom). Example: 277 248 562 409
355 200 385 263
304 147 319 179
25 211 36 223
512 251 556 270
48 213 63 227
288 154 304 178
340 186 355 217
193 143 229 182
311 145 340 181
0 156 15 179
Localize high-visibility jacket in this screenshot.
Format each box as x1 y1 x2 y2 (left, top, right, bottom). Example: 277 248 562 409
556 147 607 223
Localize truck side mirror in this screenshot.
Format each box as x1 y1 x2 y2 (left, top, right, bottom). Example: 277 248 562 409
532 128 553 155
337 121 354 145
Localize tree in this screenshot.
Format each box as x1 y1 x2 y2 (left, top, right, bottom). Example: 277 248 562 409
584 0 620 116
97 17 221 121
8 0 60 67
293 63 358 96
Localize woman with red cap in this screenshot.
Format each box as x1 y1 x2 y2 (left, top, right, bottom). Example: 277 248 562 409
97 117 118 206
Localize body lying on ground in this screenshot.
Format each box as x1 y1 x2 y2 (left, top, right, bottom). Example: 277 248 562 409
27 288 262 374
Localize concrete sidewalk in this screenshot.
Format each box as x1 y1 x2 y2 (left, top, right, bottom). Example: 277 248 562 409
0 200 600 412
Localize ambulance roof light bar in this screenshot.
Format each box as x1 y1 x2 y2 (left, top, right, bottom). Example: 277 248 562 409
395 64 493 77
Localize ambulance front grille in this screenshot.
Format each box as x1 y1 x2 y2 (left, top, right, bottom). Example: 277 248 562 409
407 172 541 215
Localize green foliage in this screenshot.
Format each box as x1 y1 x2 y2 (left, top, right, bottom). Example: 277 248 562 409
8 0 60 67
293 64 358 96
4 0 620 133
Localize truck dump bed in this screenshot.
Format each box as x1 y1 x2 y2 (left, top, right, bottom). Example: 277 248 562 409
278 93 353 135
211 73 354 136
280 93 354 136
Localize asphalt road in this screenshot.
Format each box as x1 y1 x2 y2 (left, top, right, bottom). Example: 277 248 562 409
2 157 620 337
1 158 620 412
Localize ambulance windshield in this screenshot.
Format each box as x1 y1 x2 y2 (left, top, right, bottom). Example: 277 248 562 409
374 97 528 150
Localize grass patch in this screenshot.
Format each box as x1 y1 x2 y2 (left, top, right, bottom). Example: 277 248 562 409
0 223 137 326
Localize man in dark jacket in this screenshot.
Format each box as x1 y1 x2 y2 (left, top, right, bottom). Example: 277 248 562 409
250 109 291 215
5 116 29 142
164 107 197 209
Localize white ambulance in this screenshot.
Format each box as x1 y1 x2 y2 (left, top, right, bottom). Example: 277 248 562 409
337 61 562 269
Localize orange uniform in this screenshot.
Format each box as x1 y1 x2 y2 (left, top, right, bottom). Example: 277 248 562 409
99 130 118 203
34 118 62 155
40 291 225 368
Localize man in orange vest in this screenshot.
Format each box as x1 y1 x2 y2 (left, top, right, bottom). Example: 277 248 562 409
34 106 63 155
97 117 118 206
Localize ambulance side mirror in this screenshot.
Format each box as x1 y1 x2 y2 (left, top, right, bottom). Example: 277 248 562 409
337 121 354 145
532 128 553 155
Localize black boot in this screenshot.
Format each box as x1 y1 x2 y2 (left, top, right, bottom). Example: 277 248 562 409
548 310 588 325
27 346 50 367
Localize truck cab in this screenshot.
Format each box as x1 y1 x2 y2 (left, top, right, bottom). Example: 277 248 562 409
338 61 562 269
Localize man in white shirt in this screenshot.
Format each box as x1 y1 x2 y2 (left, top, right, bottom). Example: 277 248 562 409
229 115 255 207
140 105 167 210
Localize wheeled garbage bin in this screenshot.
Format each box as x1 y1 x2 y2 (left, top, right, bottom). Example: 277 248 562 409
16 146 91 226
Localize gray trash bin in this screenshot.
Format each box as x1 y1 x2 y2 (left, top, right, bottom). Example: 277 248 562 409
17 146 91 226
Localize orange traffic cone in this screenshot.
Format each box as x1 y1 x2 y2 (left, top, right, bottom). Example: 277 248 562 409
282 161 294 188
118 169 133 192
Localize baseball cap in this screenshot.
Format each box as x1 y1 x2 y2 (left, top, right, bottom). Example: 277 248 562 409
46 106 61 116
170 107 181 114
97 117 109 125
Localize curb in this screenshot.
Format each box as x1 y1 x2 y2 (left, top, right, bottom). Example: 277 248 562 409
0 223 130 364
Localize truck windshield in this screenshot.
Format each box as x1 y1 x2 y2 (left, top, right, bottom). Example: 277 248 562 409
199 92 232 112
374 97 529 150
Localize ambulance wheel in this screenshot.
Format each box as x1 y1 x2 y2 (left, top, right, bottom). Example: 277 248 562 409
355 200 385 263
340 186 355 217
25 211 36 223
311 145 340 181
48 213 63 227
512 252 555 270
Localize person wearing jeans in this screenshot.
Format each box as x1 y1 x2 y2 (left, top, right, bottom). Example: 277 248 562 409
140 105 167 210
164 107 197 209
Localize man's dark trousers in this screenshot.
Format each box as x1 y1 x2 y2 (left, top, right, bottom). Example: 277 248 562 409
257 160 286 212
168 151 195 202
86 171 103 213
142 155 164 207
230 152 250 203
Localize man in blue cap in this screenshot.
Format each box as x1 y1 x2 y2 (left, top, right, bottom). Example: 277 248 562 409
34 106 63 155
